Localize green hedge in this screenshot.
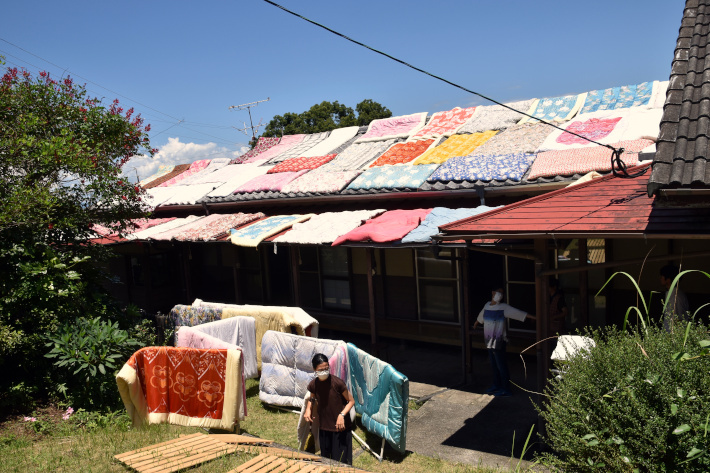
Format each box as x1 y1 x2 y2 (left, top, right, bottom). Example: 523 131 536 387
538 323 710 472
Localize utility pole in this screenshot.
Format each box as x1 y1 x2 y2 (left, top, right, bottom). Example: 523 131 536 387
229 98 270 145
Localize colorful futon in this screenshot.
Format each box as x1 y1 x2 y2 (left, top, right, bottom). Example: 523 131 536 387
518 93 587 124
234 136 280 164
348 343 409 453
427 153 535 183
266 154 336 174
410 106 477 140
369 140 435 167
116 346 244 429
170 212 264 241
320 139 400 171
229 214 313 247
401 206 501 243
345 164 439 191
457 99 535 134
259 331 346 408
280 170 362 195
413 131 498 165
332 208 432 246
356 113 427 142
273 209 386 244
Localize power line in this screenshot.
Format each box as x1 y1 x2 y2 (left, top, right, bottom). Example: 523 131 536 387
0 39 240 145
260 0 646 178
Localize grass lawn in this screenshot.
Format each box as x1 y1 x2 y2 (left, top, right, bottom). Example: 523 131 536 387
0 379 519 473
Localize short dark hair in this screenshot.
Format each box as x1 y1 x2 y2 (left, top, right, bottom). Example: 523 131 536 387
312 353 329 369
492 284 505 293
660 264 680 281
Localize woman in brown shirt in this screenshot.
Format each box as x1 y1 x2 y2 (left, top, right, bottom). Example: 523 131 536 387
304 353 355 465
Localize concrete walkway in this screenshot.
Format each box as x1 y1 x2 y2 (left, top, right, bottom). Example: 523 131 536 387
320 332 545 470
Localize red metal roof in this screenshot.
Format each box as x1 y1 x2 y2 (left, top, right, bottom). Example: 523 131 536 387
440 164 710 238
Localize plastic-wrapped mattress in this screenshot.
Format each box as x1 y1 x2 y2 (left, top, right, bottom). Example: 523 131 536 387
259 331 345 408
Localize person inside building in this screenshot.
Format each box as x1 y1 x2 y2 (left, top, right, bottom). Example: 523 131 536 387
303 353 355 465
660 264 690 331
473 285 536 397
548 278 568 335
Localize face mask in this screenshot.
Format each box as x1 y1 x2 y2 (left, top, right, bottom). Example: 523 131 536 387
315 370 329 381
493 292 503 302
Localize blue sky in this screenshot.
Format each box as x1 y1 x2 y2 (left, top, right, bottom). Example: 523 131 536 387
1 1 683 180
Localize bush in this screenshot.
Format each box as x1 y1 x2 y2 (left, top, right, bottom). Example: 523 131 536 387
538 322 710 472
45 316 141 410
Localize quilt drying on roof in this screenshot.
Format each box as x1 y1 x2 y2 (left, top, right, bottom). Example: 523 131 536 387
320 139 400 171
160 184 218 207
580 81 655 114
410 106 477 140
457 99 535 134
139 165 175 187
267 154 336 174
333 208 432 246
143 164 190 189
187 316 258 379
169 304 223 328
176 158 230 185
356 112 427 143
248 134 305 164
346 164 440 191
518 93 587 124
301 126 359 158
259 331 345 408
413 131 498 165
148 216 207 240
281 170 362 195
116 347 243 429
401 206 501 243
171 213 264 241
234 170 309 193
132 215 203 240
159 159 211 187
205 164 273 198
234 136 280 164
471 123 552 156
266 132 330 164
428 153 535 182
527 139 653 180
369 140 435 167
229 214 313 247
347 343 408 453
273 209 386 244
302 126 359 157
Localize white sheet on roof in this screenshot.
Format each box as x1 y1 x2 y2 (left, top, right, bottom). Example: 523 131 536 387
143 187 180 208
205 163 273 197
259 331 345 408
301 126 359 157
159 183 218 206
126 215 203 240
174 158 231 185
273 209 386 244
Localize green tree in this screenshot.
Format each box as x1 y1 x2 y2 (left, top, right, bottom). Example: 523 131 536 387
260 99 391 139
0 65 155 409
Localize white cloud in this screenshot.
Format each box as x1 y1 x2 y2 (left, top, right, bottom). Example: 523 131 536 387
123 137 250 183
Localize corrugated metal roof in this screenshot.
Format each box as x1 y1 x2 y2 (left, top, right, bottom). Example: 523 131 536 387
649 0 710 195
441 164 710 237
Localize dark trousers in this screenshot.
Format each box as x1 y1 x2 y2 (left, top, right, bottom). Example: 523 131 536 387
319 428 352 465
488 341 511 392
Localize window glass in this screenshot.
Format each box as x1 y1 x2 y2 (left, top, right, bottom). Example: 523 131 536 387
323 279 351 310
298 247 319 272
320 247 349 277
417 250 456 278
130 256 144 287
419 281 458 322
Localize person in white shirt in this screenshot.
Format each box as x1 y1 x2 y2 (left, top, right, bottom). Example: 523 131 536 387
473 285 535 397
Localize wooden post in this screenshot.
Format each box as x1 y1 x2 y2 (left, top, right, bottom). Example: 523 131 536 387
291 246 302 307
182 245 193 302
534 239 549 393
461 249 472 384
579 239 589 328
366 247 378 356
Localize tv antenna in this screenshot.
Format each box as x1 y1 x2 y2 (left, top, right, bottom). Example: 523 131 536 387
229 98 270 142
